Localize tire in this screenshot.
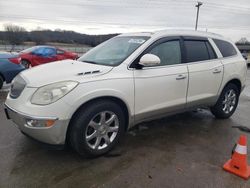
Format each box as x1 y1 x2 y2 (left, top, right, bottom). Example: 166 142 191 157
211 83 240 119
69 100 126 157
21 60 31 69
0 75 3 90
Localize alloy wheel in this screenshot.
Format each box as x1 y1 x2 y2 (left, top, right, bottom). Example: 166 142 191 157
222 89 237 114
85 111 119 150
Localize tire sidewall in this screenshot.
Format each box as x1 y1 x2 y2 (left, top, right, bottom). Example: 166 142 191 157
70 101 125 157
212 83 240 118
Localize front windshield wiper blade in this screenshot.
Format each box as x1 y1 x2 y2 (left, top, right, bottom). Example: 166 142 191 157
82 60 97 64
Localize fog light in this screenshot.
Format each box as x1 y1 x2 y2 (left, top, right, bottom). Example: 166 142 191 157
26 119 56 128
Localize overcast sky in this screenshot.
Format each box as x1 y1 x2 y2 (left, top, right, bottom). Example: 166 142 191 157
0 0 250 41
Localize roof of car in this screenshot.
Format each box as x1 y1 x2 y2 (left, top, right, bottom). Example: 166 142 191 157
119 29 227 41
36 45 56 48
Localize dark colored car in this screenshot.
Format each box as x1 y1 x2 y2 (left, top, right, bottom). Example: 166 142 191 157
19 46 78 68
0 52 25 89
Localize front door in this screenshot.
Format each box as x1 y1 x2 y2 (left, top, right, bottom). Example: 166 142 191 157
133 38 188 123
32 47 57 66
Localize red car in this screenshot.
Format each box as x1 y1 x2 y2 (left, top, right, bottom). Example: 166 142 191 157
19 46 78 68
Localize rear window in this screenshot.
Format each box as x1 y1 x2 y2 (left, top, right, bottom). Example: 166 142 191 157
213 39 237 57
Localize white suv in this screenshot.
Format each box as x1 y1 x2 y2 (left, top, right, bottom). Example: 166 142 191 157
5 30 247 157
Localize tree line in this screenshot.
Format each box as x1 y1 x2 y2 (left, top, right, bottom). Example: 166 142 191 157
0 24 118 47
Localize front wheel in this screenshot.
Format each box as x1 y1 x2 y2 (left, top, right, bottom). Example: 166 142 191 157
211 83 240 119
69 100 125 157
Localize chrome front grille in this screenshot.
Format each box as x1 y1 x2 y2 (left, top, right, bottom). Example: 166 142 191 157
10 75 26 99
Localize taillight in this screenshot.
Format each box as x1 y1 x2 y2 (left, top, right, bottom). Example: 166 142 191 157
9 57 21 65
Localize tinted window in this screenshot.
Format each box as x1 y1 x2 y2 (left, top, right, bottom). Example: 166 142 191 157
44 48 56 56
213 39 237 57
185 40 210 63
148 40 181 66
34 47 45 54
205 41 217 59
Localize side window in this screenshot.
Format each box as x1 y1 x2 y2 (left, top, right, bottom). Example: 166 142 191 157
185 40 210 63
44 48 56 56
57 49 65 54
205 41 217 59
213 39 237 57
34 47 45 55
148 40 181 66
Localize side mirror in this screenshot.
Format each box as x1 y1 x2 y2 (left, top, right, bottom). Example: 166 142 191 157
139 54 160 67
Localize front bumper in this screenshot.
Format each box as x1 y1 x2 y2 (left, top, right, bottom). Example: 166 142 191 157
4 103 69 145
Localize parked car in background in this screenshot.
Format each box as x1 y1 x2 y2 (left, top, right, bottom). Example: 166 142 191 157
0 52 25 89
19 46 78 68
241 53 248 60
5 30 247 157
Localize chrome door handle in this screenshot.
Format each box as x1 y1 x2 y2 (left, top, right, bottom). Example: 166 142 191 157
213 69 222 74
176 75 187 80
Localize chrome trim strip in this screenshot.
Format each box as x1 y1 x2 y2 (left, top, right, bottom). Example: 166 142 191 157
4 103 58 120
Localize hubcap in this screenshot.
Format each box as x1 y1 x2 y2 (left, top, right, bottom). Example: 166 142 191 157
222 89 237 114
85 111 119 150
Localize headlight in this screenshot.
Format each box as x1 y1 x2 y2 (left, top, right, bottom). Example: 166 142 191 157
31 81 78 105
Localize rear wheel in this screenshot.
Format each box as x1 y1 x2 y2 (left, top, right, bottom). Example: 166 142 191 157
0 75 3 89
211 83 240 119
21 60 31 69
69 100 125 157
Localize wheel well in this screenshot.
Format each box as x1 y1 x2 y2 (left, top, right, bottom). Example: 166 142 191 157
66 96 130 144
21 59 31 63
225 79 242 92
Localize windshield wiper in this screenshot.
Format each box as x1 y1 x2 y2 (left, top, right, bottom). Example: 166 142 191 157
82 60 97 64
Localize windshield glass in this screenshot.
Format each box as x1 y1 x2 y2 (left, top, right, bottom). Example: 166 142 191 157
21 46 40 53
78 36 149 66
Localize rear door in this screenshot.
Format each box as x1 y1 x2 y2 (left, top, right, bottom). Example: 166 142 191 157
183 36 223 107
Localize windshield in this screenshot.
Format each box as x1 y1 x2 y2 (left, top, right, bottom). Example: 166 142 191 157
21 46 40 53
78 36 149 66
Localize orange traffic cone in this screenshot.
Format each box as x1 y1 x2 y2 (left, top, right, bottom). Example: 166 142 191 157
223 135 250 179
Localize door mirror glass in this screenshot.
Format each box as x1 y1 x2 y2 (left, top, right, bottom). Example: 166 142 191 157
139 54 161 67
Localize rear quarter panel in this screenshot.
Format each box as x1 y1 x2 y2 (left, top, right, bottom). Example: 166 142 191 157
219 55 247 94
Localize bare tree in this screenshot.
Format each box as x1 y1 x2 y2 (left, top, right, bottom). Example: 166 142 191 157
4 24 27 45
236 37 250 45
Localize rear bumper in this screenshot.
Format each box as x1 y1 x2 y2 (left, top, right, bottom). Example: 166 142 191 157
4 103 69 145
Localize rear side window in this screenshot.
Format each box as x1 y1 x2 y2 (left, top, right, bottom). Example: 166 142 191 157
213 39 237 57
205 41 217 59
185 40 210 63
57 49 65 54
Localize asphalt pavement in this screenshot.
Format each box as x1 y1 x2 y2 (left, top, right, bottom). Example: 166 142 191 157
0 69 250 188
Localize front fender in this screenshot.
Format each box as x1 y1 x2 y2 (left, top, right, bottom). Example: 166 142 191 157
61 79 134 124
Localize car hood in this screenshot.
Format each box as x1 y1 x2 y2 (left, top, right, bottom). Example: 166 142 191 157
20 60 113 87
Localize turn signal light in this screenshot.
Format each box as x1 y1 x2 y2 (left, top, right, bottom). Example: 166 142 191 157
26 119 56 128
